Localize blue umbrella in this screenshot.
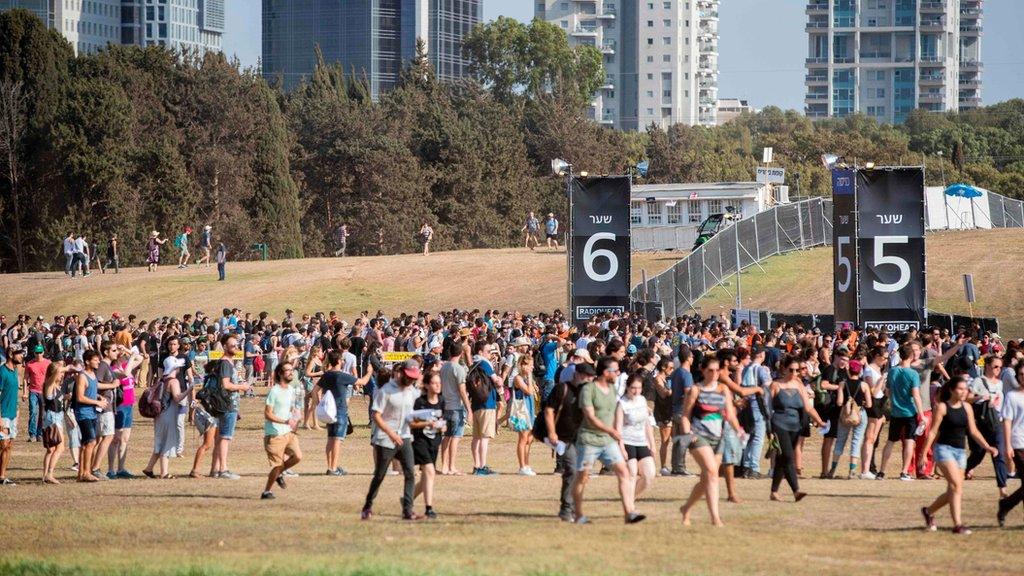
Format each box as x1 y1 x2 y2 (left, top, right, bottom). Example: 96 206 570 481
635 160 650 177
945 183 983 198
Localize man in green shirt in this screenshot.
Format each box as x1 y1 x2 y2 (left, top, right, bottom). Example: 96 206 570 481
261 362 301 500
1 344 26 485
571 356 646 525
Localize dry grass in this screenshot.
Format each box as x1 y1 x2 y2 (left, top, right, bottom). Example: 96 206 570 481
693 228 1024 337
0 392 1019 576
0 248 676 321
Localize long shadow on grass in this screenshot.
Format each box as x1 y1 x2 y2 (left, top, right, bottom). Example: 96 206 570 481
873 524 1023 533
128 493 252 501
457 511 555 520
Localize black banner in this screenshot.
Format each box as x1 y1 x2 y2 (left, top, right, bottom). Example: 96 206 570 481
570 176 631 327
831 168 858 326
856 168 926 330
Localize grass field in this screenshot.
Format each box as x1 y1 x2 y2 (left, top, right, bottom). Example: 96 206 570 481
1 390 1020 576
0 248 679 321
690 228 1024 337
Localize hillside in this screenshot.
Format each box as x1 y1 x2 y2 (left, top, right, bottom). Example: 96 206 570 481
0 248 678 321
694 228 1024 337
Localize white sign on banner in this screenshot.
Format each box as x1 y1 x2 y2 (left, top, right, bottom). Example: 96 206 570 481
762 147 773 163
756 167 786 184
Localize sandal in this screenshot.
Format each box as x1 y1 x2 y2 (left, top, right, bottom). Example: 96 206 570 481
160 475 176 479
142 469 156 479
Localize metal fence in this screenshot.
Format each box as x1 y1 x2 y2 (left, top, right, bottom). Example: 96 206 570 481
632 225 699 252
987 192 1024 228
632 197 833 317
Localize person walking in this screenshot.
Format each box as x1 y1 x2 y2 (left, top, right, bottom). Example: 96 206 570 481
920 376 998 534
215 243 227 281
571 357 647 525
361 360 421 521
40 361 67 484
545 362 595 522
965 354 1009 497
652 357 675 476
103 234 119 274
522 212 540 250
879 343 925 481
261 362 302 500
62 233 76 277
544 213 560 251
616 373 657 499
71 234 90 277
999 367 1024 526
315 350 371 476
769 356 824 502
333 224 349 257
510 354 539 476
411 371 446 519
147 231 166 272
678 356 746 527
0 344 25 485
739 347 772 479
196 225 212 267
175 227 192 269
419 223 433 256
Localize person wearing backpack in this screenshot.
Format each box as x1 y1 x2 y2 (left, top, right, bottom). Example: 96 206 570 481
829 359 872 479
142 353 194 479
543 361 595 522
210 334 252 480
315 350 371 476
469 341 504 476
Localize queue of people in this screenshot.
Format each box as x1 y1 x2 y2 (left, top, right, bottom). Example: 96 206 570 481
1 309 1022 532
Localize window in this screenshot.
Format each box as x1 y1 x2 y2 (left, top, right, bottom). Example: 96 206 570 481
663 37 672 45
876 88 886 98
647 20 654 27
647 38 654 45
560 20 567 28
646 90 654 97
664 19 672 27
706 199 723 215
688 200 702 223
630 202 643 225
646 108 655 115
667 202 683 224
646 202 663 225
647 73 654 80
647 55 654 62
664 1 672 8
663 54 671 62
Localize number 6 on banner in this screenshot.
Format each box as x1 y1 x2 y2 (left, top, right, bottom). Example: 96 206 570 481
873 235 910 293
583 232 619 282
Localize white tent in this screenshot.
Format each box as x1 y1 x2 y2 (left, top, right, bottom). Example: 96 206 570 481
925 186 993 230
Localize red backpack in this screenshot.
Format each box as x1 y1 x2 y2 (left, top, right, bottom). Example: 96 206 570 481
138 379 167 419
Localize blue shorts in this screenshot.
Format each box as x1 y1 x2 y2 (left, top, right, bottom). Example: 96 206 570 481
78 418 98 444
721 424 743 465
443 408 466 438
114 405 134 430
934 443 967 469
575 442 624 471
217 411 238 439
327 409 349 439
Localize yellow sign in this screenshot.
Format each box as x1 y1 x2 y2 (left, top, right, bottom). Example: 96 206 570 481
382 351 416 363
209 350 245 361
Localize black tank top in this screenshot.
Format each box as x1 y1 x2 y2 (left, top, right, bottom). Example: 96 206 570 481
937 403 968 449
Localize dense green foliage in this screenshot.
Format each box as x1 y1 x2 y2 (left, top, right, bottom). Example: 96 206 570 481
1 9 1023 271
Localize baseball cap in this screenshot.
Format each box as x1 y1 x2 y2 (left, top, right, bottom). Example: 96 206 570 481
575 363 597 377
33 344 44 354
627 344 638 355
402 359 422 380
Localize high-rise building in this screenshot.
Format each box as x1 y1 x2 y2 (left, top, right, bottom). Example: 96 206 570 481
1 0 222 56
804 0 983 124
262 0 481 97
536 0 720 131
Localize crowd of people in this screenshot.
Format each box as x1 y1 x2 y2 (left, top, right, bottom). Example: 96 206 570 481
61 225 227 280
1 308 1022 531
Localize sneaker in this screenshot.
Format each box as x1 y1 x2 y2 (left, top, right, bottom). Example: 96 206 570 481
116 470 136 479
326 469 343 477
93 470 107 481
70 464 79 472
275 474 287 489
875 472 885 480
425 509 438 520
625 512 647 524
481 466 498 476
106 471 117 480
997 500 1008 528
260 491 275 500
402 511 422 521
558 511 575 523
742 470 764 480
386 469 400 476
219 470 241 480
952 525 972 535
0 478 16 486
660 467 671 476
334 467 348 476
471 468 483 476
921 507 937 532
574 515 591 525
859 472 877 480
899 473 915 481
282 470 298 478
672 469 697 477
518 467 537 476
360 507 372 520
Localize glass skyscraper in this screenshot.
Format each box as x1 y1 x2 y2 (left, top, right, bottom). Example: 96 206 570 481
262 0 480 97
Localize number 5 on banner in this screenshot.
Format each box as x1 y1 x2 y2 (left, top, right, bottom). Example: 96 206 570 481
836 236 852 292
873 235 910 293
583 232 619 282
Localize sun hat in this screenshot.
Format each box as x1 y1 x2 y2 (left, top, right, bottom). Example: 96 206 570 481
513 336 532 347
151 231 159 237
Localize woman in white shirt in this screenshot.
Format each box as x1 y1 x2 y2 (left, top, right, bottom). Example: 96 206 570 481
616 373 657 498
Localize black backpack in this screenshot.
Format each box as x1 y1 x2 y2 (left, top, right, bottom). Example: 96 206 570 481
465 361 493 406
532 346 547 379
196 372 232 417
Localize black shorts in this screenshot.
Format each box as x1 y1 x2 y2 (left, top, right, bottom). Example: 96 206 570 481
866 399 885 420
413 437 440 466
78 418 98 444
624 444 653 461
888 416 917 442
546 233 557 240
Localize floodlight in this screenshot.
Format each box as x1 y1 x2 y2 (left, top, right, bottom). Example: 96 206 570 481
551 158 571 176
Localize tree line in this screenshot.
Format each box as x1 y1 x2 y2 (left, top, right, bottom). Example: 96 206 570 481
1 11 1023 272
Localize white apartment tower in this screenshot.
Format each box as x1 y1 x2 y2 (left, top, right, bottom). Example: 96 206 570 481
805 0 983 124
537 0 721 131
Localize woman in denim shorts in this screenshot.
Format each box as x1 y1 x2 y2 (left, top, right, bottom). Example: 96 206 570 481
920 376 997 535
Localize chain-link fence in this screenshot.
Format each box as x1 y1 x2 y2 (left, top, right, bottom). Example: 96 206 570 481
632 197 833 317
987 192 1024 228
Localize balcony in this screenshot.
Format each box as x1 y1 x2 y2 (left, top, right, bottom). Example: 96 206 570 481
919 91 945 103
596 7 616 19
920 55 946 65
805 73 828 84
701 11 719 21
805 108 829 119
920 18 946 31
806 2 828 15
960 95 982 106
960 23 982 34
919 73 945 85
960 8 982 18
859 52 892 60
833 55 855 64
806 56 829 65
961 60 983 71
806 20 828 30
700 41 718 53
920 1 947 13
571 25 599 37
601 41 616 54
959 78 981 88
601 78 615 90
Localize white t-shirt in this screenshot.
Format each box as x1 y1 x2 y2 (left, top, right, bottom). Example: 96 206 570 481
1001 390 1024 450
618 394 651 447
341 351 358 376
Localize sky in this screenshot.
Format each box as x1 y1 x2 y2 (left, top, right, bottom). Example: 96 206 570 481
224 0 1024 110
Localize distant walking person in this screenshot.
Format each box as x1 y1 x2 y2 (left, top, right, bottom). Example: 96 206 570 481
103 235 119 274
175 227 192 269
72 234 90 277
215 243 227 281
419 223 434 256
196 225 213 267
334 224 349 257
545 213 560 251
62 233 76 277
522 212 540 251
147 231 166 272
